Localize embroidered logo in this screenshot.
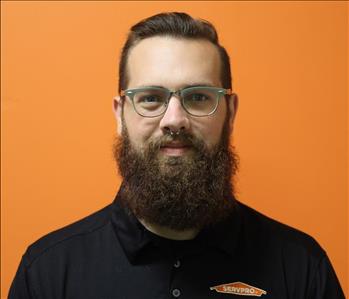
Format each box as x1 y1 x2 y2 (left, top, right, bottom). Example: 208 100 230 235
210 281 267 297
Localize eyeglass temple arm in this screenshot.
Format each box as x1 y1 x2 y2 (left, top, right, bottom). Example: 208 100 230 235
225 89 233 95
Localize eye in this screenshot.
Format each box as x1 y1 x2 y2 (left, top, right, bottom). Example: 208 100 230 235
139 95 162 103
188 93 209 102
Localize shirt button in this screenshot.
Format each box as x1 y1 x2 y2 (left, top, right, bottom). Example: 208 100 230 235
174 260 181 268
172 288 181 297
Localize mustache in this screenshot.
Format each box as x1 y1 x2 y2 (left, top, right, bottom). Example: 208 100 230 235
147 131 206 152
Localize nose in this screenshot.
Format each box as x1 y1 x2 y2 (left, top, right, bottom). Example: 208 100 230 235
159 96 190 134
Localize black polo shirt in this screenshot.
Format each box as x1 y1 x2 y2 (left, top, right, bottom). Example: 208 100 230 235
9 191 344 299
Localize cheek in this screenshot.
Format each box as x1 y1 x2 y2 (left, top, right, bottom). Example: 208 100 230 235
197 120 224 147
194 103 227 147
123 106 160 146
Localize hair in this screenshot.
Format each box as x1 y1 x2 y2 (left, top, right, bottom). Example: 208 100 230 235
118 12 232 93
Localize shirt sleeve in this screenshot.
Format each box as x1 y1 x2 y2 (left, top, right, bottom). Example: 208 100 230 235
308 254 345 299
8 256 35 299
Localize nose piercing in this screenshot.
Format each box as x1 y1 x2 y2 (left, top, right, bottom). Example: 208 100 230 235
165 127 183 137
167 127 183 137
170 130 180 137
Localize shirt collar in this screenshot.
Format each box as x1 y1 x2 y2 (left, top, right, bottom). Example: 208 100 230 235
111 186 241 264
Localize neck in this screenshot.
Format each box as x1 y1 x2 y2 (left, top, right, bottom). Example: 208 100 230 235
139 219 200 240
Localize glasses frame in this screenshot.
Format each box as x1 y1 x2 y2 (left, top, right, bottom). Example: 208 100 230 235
120 86 233 118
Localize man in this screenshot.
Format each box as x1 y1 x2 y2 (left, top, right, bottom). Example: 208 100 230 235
9 12 344 299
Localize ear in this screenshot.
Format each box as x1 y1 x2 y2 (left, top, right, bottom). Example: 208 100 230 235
228 93 239 128
113 96 123 136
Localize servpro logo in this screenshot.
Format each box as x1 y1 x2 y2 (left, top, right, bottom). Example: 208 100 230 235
210 281 267 297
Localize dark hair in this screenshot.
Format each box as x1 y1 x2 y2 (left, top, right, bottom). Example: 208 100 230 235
118 12 232 93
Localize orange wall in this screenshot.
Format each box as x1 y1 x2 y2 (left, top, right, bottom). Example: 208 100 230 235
1 1 347 297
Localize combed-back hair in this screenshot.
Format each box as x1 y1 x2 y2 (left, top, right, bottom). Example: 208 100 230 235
118 12 232 93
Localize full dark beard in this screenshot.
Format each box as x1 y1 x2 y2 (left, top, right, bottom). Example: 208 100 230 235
113 120 239 231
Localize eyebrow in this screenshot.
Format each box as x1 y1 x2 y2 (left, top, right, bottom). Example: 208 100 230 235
136 82 217 89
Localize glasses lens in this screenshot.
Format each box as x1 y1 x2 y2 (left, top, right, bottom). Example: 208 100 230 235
182 87 219 116
133 89 168 117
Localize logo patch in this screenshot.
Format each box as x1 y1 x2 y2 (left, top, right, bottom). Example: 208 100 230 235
210 281 267 297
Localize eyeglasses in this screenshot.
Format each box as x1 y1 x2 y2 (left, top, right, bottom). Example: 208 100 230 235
120 86 233 118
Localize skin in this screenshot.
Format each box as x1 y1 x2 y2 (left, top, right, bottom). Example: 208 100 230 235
113 36 238 240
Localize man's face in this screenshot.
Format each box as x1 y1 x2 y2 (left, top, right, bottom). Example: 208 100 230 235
115 36 236 154
113 36 238 230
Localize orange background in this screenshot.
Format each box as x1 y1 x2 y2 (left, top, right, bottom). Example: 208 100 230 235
1 1 347 297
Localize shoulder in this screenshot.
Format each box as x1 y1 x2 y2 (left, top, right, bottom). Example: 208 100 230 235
232 202 345 298
236 201 325 260
22 204 113 268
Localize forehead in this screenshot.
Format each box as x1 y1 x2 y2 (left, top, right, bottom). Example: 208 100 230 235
126 36 221 89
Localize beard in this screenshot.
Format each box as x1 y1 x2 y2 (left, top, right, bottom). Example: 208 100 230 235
113 116 239 231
